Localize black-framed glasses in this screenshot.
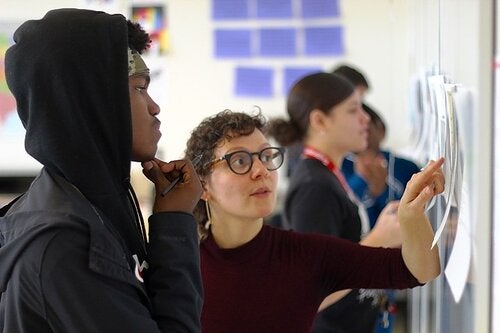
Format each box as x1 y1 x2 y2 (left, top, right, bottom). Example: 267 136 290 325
209 147 285 175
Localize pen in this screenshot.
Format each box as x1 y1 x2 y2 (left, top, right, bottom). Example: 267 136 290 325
160 154 203 196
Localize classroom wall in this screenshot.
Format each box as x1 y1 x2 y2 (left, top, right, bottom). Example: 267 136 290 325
0 0 415 162
164 0 414 161
0 0 495 331
406 2 493 332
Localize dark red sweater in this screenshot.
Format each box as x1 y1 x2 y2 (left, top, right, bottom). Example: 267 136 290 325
201 225 421 333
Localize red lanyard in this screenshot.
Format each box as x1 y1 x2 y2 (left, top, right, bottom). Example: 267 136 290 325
303 146 371 235
302 146 351 194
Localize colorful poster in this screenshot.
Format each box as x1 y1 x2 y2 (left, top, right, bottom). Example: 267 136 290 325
132 5 168 55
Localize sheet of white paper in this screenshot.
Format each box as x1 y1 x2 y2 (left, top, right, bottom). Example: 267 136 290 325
407 67 439 166
444 183 472 302
429 77 462 248
493 56 500 333
413 70 434 162
443 86 475 302
424 75 445 214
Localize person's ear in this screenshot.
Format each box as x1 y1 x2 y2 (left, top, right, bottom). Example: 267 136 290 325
200 179 210 201
309 109 328 133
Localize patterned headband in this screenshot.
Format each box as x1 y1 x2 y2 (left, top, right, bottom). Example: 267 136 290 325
127 48 150 76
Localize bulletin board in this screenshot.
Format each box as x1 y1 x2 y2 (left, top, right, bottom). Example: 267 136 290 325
406 65 479 333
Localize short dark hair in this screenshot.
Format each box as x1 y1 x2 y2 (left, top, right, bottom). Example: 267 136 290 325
363 103 385 133
332 64 369 90
127 20 151 53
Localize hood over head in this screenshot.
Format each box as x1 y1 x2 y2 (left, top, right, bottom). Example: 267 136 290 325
4 8 145 258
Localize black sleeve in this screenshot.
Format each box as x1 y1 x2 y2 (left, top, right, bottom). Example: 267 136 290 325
40 229 165 332
285 180 344 236
146 212 203 332
39 213 202 333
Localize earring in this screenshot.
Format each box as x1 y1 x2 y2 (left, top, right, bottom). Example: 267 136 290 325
204 200 212 230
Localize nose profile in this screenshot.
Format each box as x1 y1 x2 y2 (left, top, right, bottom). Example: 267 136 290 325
149 95 160 116
250 156 270 178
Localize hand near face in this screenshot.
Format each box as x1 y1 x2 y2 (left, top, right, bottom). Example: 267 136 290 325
142 158 203 213
354 151 387 197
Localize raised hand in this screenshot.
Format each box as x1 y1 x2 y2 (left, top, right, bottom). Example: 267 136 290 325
399 158 445 224
398 157 445 282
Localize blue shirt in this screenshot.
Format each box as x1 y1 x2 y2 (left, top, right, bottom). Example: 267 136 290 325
342 151 421 228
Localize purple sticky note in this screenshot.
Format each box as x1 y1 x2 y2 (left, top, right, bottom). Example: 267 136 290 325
212 0 249 20
283 66 323 94
301 0 340 18
215 29 252 58
256 0 293 19
235 67 274 97
304 26 344 56
259 28 296 57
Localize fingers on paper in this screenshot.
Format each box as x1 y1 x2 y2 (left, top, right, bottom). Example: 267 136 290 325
403 157 445 204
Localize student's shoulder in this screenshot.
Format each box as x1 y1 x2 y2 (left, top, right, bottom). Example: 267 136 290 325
8 207 117 274
39 227 92 270
265 225 343 248
6 225 89 284
289 159 335 185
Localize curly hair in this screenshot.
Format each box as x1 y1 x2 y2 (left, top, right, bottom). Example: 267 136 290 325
184 110 267 240
127 20 151 53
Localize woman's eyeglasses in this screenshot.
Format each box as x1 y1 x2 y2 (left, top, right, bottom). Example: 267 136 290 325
208 147 285 175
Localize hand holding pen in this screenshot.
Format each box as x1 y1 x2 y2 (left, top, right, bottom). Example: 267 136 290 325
160 154 203 196
141 156 203 214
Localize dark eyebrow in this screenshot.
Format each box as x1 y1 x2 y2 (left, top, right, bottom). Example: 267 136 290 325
223 144 272 155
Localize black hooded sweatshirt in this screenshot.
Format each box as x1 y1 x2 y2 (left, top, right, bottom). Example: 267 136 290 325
0 8 202 332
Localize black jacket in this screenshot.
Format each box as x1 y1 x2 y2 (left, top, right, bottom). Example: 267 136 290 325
0 169 202 332
0 8 202 332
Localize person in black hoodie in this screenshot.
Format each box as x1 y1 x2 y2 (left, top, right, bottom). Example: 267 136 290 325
0 8 203 332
